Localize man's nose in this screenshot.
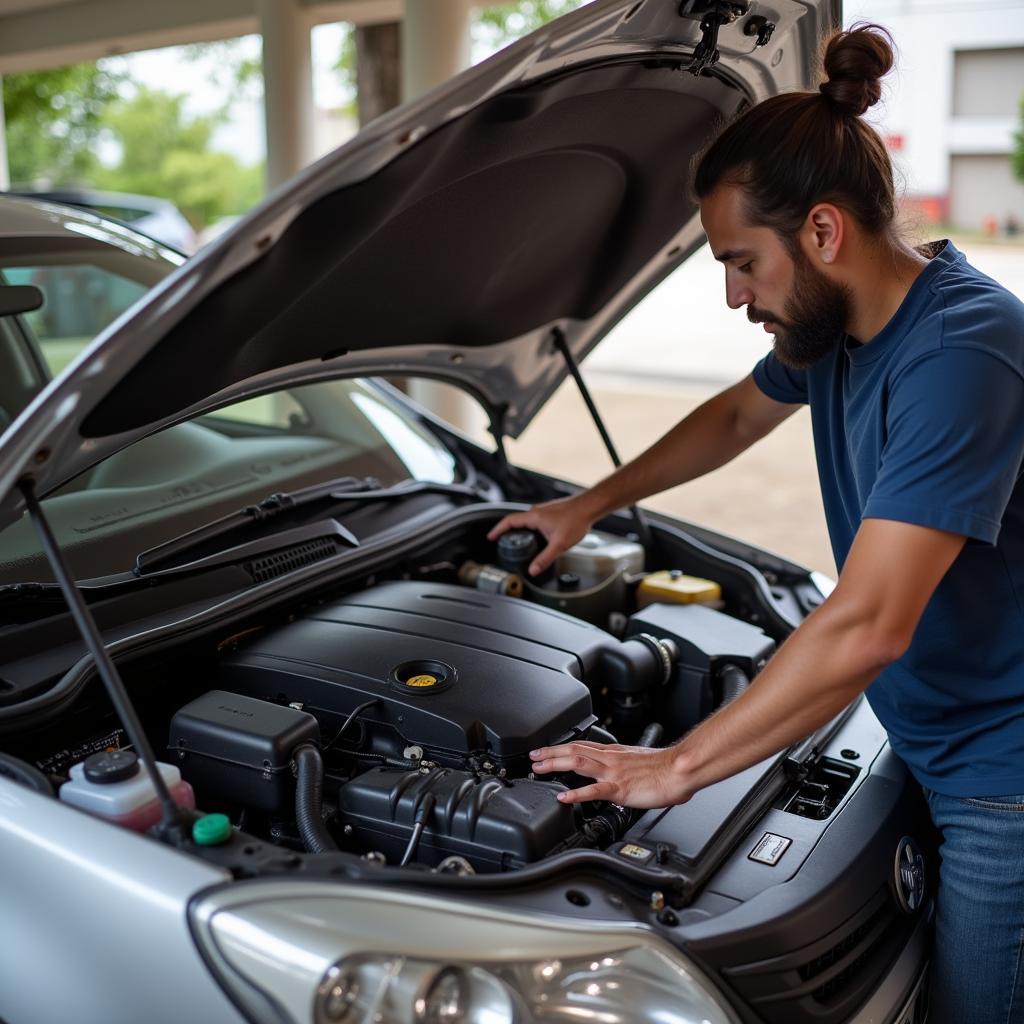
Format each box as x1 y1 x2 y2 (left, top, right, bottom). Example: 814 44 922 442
725 275 754 310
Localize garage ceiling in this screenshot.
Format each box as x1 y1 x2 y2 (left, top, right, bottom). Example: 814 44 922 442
0 0 401 73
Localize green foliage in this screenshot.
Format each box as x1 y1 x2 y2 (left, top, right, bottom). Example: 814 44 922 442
4 52 264 230
2 62 123 185
90 85 262 229
334 25 358 98
181 38 263 91
475 0 589 46
1013 95 1024 185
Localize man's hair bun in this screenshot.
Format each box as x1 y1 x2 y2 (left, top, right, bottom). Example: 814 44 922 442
819 23 894 117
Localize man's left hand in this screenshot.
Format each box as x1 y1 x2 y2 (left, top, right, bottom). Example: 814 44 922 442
530 741 694 808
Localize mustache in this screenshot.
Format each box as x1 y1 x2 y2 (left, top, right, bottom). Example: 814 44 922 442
747 306 782 326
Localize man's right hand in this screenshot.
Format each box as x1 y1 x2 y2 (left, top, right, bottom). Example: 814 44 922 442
486 494 599 577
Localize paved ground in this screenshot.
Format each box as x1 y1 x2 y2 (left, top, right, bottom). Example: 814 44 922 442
501 238 1024 577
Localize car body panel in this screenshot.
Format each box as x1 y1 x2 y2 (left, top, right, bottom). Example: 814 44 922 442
0 778 240 1024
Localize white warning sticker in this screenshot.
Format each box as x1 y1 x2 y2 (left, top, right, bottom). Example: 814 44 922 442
748 832 792 866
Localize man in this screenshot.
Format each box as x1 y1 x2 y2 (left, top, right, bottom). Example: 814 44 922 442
489 23 1024 1024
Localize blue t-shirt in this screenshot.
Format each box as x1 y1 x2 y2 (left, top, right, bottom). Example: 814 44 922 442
753 239 1024 797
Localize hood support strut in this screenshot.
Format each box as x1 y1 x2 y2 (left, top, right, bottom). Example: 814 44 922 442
18 477 191 846
551 328 652 551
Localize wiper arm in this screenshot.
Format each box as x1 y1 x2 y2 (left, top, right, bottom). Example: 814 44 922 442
134 475 373 576
134 476 482 576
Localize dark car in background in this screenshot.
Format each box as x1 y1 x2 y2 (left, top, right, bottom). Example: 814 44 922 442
7 186 196 251
0 2 932 1022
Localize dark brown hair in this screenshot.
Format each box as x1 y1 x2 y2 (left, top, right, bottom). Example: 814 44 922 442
693 23 897 242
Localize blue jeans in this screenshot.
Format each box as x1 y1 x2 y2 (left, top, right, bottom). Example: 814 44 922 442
924 787 1024 1024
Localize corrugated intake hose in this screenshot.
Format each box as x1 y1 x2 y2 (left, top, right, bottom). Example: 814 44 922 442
719 663 751 706
293 743 338 853
638 722 664 748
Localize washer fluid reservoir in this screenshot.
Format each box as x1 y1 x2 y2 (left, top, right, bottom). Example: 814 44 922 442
59 750 195 832
556 531 645 581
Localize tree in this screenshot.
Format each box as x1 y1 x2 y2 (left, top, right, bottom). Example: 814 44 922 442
2 62 123 185
475 0 588 47
91 85 262 229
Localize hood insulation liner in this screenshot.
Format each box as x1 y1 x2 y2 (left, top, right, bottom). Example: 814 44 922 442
82 63 741 438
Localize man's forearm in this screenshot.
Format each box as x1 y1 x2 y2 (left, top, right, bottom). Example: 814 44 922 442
579 378 786 519
671 596 899 795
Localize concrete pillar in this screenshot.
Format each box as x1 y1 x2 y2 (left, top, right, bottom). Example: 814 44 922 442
401 0 471 102
0 76 9 191
401 0 479 435
259 0 315 191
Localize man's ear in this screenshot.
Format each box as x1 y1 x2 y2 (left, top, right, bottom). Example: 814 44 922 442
799 203 845 265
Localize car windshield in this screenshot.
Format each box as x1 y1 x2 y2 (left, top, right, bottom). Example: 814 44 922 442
0 377 458 585
0 221 458 585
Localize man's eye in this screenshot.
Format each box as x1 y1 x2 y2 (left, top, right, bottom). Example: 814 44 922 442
738 262 753 273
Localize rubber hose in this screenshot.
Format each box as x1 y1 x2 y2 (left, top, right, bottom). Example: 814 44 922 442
293 744 338 854
638 722 664 748
719 664 751 705
0 753 53 795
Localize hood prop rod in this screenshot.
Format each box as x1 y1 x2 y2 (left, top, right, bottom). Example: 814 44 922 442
550 329 653 551
18 476 190 846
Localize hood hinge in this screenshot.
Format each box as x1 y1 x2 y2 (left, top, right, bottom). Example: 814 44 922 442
678 0 750 76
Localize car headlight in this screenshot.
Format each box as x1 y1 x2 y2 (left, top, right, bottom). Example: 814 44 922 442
190 880 740 1024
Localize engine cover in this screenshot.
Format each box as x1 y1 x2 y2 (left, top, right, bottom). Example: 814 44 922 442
218 581 603 768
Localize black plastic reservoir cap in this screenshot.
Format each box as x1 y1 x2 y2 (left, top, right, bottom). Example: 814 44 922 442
84 749 140 784
497 530 540 572
558 572 581 591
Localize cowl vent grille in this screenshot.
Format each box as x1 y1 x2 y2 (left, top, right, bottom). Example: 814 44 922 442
245 538 340 582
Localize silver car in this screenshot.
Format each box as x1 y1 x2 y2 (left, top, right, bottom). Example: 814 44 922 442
0 2 931 1022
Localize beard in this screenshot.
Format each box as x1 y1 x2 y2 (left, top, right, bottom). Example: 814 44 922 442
748 249 853 370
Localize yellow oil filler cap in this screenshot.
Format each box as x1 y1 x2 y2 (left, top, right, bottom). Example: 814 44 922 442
638 570 722 608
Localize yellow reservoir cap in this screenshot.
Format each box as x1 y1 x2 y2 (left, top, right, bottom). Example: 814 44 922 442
637 570 722 607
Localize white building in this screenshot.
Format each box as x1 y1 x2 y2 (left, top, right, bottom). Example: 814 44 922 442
848 0 1024 230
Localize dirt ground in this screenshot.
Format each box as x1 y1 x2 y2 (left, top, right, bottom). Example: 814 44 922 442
504 375 836 576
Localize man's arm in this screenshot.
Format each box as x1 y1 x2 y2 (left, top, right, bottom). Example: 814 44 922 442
489 373 800 575
531 518 967 807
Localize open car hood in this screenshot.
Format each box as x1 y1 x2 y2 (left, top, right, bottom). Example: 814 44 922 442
0 0 836 524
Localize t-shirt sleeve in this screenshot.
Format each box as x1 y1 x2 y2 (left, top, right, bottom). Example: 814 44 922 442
752 351 809 405
863 348 1024 544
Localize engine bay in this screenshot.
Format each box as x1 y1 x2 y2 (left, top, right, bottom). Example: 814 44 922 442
20 520 786 877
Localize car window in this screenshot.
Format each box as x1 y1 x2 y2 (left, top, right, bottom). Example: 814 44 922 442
2 264 150 377
92 205 151 224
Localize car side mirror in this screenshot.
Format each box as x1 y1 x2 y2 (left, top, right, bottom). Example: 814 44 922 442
0 285 43 316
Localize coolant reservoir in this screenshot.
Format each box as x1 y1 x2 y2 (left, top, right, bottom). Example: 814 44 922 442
556 531 645 580
637 570 722 608
59 749 195 832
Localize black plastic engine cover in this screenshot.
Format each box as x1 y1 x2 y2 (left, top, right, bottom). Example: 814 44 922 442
219 581 602 767
337 765 577 869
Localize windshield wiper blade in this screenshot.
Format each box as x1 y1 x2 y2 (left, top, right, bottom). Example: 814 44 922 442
133 476 372 576
133 477 482 577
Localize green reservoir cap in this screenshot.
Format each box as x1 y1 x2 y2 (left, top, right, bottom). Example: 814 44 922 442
192 813 232 846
